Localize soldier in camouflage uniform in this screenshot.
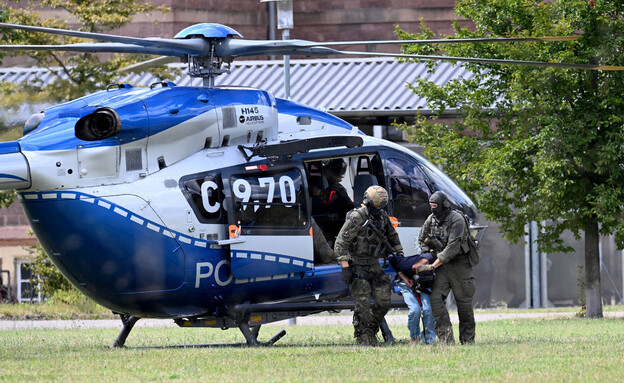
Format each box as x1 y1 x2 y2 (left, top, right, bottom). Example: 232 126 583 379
417 191 476 344
335 185 403 346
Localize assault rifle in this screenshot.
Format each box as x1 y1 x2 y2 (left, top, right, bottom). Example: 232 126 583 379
362 219 396 265
423 235 444 256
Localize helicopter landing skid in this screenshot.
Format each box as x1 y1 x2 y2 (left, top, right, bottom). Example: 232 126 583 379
130 328 287 349
111 314 140 348
110 313 287 348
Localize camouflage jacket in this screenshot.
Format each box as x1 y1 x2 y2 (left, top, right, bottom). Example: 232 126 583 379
418 210 468 264
335 206 403 265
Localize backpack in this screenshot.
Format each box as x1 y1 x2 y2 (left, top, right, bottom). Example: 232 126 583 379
458 211 481 267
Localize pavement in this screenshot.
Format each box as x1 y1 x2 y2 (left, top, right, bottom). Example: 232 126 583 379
1 311 623 331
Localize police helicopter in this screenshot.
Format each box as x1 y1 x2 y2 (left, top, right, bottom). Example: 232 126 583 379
0 21 620 347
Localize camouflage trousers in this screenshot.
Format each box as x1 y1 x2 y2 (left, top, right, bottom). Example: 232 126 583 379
349 262 391 346
430 256 476 345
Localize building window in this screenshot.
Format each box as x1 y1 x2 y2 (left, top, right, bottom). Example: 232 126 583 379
16 261 41 303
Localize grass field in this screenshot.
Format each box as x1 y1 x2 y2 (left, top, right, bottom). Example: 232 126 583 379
0 301 114 320
1 317 623 382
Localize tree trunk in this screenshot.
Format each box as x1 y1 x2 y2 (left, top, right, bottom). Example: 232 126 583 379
584 218 603 318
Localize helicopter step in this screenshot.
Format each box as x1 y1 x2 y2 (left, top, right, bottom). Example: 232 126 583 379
230 300 401 345
174 309 288 347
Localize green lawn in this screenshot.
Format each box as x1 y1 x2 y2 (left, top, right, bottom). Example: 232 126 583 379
0 301 115 320
1 318 623 382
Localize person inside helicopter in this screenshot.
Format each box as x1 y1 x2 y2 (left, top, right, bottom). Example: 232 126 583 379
311 217 337 265
321 158 354 244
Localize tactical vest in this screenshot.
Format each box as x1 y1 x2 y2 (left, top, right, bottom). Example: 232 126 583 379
349 207 390 265
431 210 480 266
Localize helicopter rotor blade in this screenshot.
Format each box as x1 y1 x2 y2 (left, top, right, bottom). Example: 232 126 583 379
0 22 208 57
117 56 181 73
218 40 623 70
0 22 169 46
216 39 343 57
2 22 615 71
284 35 580 48
332 50 624 71
0 43 189 57
214 36 580 58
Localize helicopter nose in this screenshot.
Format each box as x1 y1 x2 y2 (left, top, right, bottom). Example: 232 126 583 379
0 141 31 190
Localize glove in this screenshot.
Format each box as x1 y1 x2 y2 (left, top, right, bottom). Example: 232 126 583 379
341 267 354 284
416 264 434 273
396 251 405 257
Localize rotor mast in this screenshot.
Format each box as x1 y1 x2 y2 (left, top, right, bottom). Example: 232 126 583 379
187 42 231 87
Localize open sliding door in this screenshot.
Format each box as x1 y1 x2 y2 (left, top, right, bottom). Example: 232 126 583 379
224 163 314 280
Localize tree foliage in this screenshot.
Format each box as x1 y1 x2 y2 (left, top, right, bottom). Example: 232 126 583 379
0 0 175 295
396 0 624 252
0 0 173 102
0 0 175 209
25 240 73 298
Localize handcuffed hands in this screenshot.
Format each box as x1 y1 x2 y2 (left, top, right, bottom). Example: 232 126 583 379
396 272 413 287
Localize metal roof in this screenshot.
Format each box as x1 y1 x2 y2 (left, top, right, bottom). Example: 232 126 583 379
0 58 472 125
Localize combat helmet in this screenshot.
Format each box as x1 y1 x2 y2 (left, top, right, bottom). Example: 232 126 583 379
363 185 388 209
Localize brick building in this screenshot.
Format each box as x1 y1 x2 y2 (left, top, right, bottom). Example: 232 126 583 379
2 0 462 66
110 0 461 46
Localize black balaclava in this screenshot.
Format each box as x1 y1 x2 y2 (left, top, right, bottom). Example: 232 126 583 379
368 205 382 218
429 191 451 221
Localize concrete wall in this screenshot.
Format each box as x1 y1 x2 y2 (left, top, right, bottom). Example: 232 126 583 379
474 219 623 308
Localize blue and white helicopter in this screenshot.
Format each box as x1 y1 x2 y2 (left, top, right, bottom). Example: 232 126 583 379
0 22 617 347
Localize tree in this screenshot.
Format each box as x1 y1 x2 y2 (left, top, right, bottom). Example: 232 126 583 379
0 0 174 297
0 0 172 102
396 0 624 318
0 0 175 211
25 239 73 298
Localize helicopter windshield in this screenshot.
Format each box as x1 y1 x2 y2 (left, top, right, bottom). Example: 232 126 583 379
417 157 478 220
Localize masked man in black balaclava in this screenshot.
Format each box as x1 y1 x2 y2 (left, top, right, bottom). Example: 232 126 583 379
417 191 476 344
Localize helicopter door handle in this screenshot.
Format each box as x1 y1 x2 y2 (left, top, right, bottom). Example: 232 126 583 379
216 238 246 245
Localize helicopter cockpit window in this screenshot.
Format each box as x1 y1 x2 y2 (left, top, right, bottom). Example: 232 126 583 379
181 175 226 223
231 168 307 228
418 160 475 215
386 156 432 224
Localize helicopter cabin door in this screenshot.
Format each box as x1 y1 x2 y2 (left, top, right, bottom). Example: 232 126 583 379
224 163 314 280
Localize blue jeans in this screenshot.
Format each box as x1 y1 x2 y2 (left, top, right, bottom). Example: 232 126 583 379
397 282 436 344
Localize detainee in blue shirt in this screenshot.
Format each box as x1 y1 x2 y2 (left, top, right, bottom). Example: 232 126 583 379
388 252 437 345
